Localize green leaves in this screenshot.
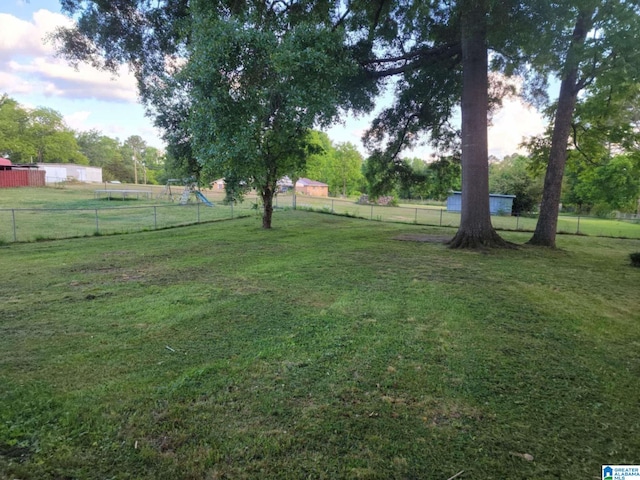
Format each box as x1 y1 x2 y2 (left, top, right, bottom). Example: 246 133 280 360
305 133 366 196
0 97 88 164
185 2 363 226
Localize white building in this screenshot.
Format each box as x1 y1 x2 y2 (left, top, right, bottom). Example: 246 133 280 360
37 163 103 184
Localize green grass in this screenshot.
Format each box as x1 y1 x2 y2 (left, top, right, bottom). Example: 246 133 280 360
1 210 639 479
282 194 640 239
0 185 255 242
1 185 639 242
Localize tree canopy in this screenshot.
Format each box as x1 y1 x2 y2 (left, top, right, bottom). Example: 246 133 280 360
184 1 365 228
305 132 365 197
0 95 87 164
0 95 167 183
526 0 640 246
53 0 640 243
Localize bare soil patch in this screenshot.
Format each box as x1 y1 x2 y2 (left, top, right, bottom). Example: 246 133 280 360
394 234 452 244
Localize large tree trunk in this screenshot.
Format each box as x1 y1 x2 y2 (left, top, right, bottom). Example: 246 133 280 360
528 10 593 247
449 0 509 249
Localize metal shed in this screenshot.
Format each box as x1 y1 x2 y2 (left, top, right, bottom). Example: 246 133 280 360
446 191 516 215
0 158 46 188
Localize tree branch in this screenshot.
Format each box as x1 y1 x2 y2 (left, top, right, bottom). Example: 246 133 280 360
363 43 462 79
368 0 388 42
332 2 352 32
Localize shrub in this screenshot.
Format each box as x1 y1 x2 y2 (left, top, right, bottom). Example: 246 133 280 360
630 252 640 267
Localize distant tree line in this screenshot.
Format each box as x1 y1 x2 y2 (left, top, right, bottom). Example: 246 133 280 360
0 94 165 184
372 149 638 217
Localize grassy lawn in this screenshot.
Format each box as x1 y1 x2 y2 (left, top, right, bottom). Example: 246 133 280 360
0 185 255 243
1 185 639 242
283 195 640 239
1 210 639 479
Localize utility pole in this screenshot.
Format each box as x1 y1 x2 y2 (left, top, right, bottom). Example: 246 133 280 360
133 155 138 184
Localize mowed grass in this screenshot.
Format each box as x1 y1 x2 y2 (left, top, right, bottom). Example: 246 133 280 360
1 210 639 479
0 185 254 242
276 195 640 239
1 185 639 243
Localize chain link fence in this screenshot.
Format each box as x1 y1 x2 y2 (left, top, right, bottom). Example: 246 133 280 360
1 192 639 243
275 194 640 239
0 202 256 243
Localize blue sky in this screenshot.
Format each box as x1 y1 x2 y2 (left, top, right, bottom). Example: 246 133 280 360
2 0 164 148
1 0 546 157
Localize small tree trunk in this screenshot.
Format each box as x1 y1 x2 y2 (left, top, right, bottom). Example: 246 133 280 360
291 175 298 210
261 186 274 229
528 9 593 248
449 0 510 249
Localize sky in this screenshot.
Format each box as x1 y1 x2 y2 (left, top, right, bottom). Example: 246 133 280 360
1 0 548 158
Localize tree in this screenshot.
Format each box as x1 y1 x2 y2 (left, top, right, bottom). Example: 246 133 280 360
354 0 550 247
448 0 508 248
186 1 359 228
55 2 367 227
304 130 336 187
527 1 640 246
528 6 595 246
122 135 147 184
428 156 462 200
76 130 121 167
305 134 365 197
0 97 87 164
489 154 542 215
564 154 640 214
0 95 32 162
141 146 163 185
366 155 460 201
332 142 365 197
28 107 86 164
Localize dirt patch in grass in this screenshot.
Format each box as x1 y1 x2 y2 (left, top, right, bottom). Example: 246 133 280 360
393 234 452 244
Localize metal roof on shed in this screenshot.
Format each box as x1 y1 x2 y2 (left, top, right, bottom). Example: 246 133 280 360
296 178 328 187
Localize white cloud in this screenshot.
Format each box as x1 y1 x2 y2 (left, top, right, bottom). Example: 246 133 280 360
0 10 139 103
0 10 71 60
63 110 92 129
0 70 34 95
0 13 46 59
11 57 138 102
488 97 546 158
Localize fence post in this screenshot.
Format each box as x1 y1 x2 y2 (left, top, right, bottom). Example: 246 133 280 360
516 214 519 230
332 199 334 213
231 202 234 219
154 206 157 229
370 204 373 220
576 215 580 234
440 209 443 226
95 209 99 234
197 202 200 223
415 208 418 224
12 209 17 242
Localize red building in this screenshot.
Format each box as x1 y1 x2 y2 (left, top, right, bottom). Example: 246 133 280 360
0 158 46 188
